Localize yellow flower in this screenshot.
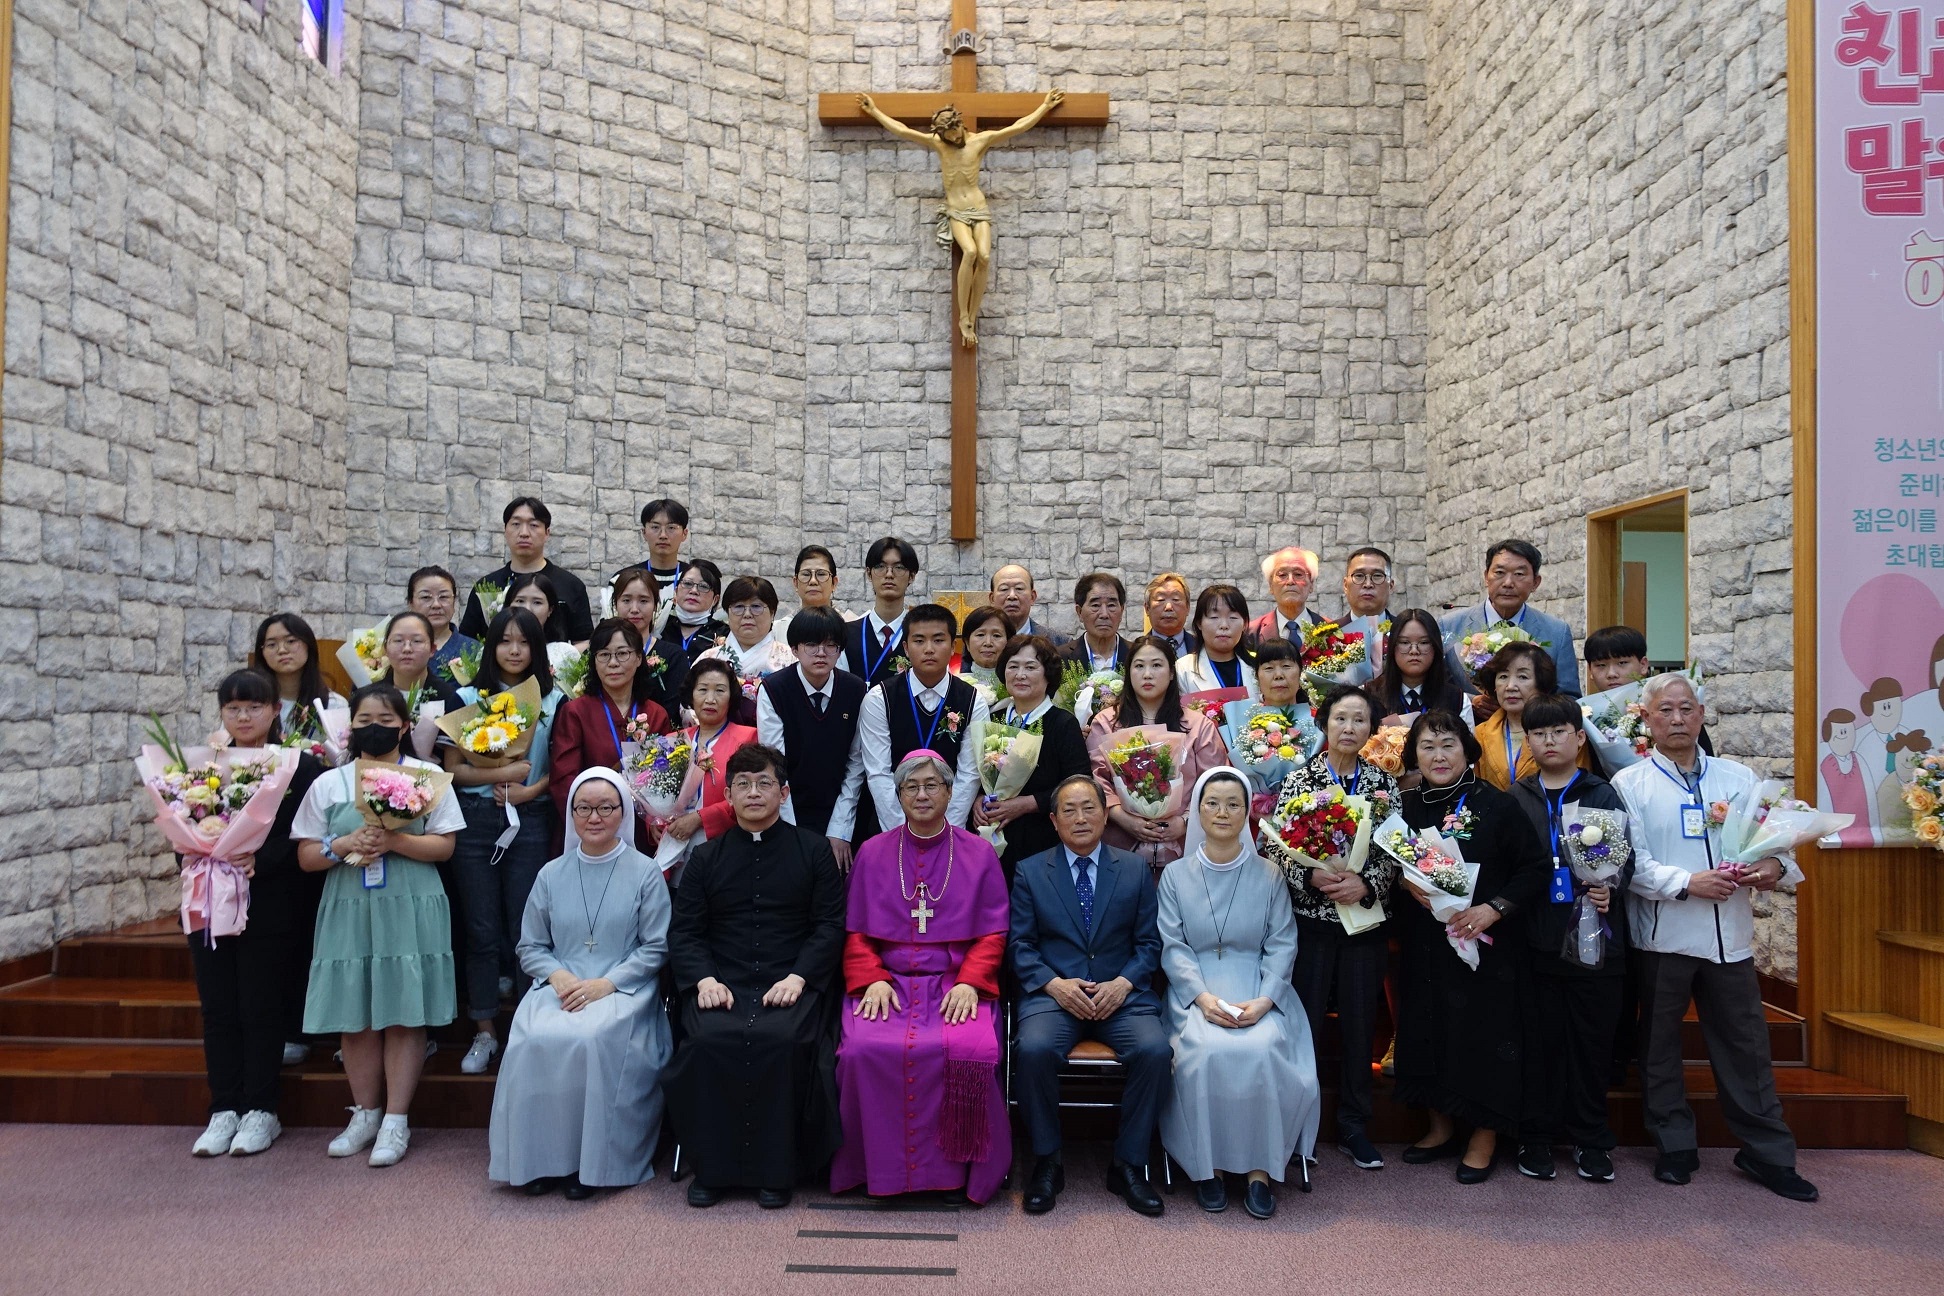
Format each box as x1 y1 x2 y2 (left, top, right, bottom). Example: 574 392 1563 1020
205 775 222 790
1918 817 1943 844
1277 744 1297 760
1906 786 1937 815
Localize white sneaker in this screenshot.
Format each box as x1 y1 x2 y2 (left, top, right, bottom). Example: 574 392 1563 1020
192 1112 240 1157
368 1123 410 1168
281 1042 310 1065
229 1110 282 1156
423 1038 439 1060
459 1032 498 1075
327 1107 383 1158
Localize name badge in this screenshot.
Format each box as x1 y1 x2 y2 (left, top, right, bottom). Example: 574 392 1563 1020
1681 805 1707 839
1548 861 1574 905
363 858 387 889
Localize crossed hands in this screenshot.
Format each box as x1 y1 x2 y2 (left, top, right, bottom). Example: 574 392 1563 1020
1195 992 1270 1029
1047 975 1132 1021
548 970 615 1013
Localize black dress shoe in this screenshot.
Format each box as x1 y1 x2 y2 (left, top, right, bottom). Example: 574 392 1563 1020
521 1177 558 1197
1106 1160 1164 1217
1456 1155 1495 1185
1516 1143 1557 1180
563 1175 596 1201
1401 1134 1465 1164
1022 1156 1064 1214
1193 1177 1228 1213
1243 1179 1277 1219
757 1187 793 1209
1655 1149 1700 1185
939 1187 968 1206
687 1180 723 1207
1734 1150 1819 1202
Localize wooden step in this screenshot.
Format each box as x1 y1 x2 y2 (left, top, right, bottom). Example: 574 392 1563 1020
1309 1000 1804 1066
1826 1011 1944 1056
54 922 194 981
0 977 205 1040
1878 930 1944 956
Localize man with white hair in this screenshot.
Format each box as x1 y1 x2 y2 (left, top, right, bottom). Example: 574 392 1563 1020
1612 673 1816 1203
1246 546 1323 647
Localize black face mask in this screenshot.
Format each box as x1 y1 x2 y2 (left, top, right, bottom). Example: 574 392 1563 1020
349 723 402 758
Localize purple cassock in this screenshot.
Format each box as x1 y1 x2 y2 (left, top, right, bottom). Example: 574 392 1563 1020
830 824 1012 1202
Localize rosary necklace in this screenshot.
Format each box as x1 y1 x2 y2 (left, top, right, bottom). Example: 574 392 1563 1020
897 825 955 934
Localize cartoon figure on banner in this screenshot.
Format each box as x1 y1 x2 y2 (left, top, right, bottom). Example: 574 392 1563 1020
1857 676 1908 789
1818 710 1879 847
1879 730 1932 846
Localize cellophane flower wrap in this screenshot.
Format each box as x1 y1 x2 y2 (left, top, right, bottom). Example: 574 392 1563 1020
138 721 299 941
1225 701 1320 812
344 759 453 870
1578 668 1704 771
1182 687 1249 744
1072 669 1124 730
1902 752 1944 850
1262 785 1380 934
1375 813 1485 969
1715 778 1852 874
308 696 350 765
553 648 589 699
437 676 544 769
974 718 1043 856
336 626 388 687
1105 726 1190 820
1458 622 1545 673
626 733 702 874
1559 803 1632 969
473 579 508 621
1301 618 1377 704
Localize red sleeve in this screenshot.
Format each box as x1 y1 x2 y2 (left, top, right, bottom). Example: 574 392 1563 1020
956 932 1005 998
844 932 892 993
550 700 587 823
697 726 755 838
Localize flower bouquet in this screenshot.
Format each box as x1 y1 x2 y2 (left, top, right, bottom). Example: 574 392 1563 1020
336 625 388 687
438 640 484 689
473 578 508 621
346 759 452 884
1375 815 1485 968
1261 785 1380 934
138 719 300 942
308 696 350 765
1072 668 1124 730
1558 804 1632 969
399 680 447 762
626 733 701 875
436 676 544 769
1225 701 1320 816
1105 726 1191 862
1579 668 1704 770
1182 687 1249 744
554 647 590 699
1301 618 1377 705
975 719 1044 855
1050 659 1092 714
1714 779 1852 878
1902 753 1944 850
1359 724 1407 777
1457 622 1547 674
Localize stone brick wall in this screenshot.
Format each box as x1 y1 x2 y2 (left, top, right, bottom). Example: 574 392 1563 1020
0 1 361 957
340 0 812 609
1421 0 1795 973
807 0 1430 614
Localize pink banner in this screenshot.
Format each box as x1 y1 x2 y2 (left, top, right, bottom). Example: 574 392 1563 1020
1816 1 1944 846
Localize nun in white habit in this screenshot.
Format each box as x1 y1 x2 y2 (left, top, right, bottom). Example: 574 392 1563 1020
488 767 673 1198
1157 766 1321 1219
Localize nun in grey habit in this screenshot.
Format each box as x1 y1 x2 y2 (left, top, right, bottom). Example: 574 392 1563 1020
488 767 672 1196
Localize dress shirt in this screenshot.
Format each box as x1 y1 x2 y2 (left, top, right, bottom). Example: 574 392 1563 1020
843 669 991 831
1614 753 1803 964
757 665 864 836
1060 842 1101 889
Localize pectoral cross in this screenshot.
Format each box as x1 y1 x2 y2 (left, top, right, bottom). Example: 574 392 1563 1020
818 0 1108 541
911 885 936 935
584 937 597 951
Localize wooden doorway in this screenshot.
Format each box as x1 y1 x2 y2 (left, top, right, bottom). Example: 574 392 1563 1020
1586 490 1690 669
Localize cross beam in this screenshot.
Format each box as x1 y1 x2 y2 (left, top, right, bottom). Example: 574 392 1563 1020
818 0 1107 542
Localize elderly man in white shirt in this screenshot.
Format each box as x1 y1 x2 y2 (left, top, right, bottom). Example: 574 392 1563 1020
1613 673 1816 1203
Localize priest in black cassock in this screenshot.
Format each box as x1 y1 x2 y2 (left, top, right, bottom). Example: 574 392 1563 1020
664 742 847 1209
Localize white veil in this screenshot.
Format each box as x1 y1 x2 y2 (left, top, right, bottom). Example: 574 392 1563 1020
563 767 636 855
1179 765 1268 871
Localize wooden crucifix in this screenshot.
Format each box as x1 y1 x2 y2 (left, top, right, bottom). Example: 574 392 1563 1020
818 0 1108 542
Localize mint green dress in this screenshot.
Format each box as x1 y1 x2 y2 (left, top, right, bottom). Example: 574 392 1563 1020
293 760 464 1033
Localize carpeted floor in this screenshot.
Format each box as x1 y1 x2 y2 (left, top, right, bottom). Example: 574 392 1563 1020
2 1126 1940 1295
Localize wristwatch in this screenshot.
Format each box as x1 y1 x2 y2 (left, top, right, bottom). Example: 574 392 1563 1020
1675 885 1690 902
1487 898 1511 917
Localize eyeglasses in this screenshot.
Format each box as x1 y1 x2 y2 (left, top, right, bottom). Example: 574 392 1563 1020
797 570 834 583
725 604 768 618
1395 640 1433 654
643 522 684 535
594 650 637 666
1347 572 1391 587
1271 567 1313 583
729 777 780 793
674 579 714 593
412 591 455 605
869 563 914 576
573 803 622 819
220 703 274 720
901 779 948 795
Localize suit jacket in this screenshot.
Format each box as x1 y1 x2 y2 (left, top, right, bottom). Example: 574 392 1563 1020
1016 617 1072 650
1439 603 1582 697
1009 843 1163 1021
1058 635 1132 674
1245 606 1323 649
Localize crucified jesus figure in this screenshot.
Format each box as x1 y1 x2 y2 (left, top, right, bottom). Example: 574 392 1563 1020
856 89 1065 348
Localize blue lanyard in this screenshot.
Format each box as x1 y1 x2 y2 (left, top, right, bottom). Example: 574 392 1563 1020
1543 771 1582 861
863 620 904 680
1325 760 1362 796
602 697 642 763
1086 640 1117 671
1652 754 1705 802
680 623 711 654
1503 722 1523 775
910 679 948 749
1209 656 1241 689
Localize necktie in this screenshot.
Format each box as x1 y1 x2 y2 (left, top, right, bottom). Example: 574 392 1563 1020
1285 619 1302 647
1075 857 1095 936
1405 689 1422 711
812 691 827 716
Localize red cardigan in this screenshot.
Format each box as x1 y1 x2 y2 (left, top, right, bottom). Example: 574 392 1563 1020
692 723 760 839
549 694 673 833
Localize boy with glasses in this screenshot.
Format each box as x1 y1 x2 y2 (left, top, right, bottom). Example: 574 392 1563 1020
843 536 921 686
756 608 868 868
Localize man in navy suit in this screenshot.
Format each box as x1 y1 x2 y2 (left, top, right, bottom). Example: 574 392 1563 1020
1010 776 1170 1217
